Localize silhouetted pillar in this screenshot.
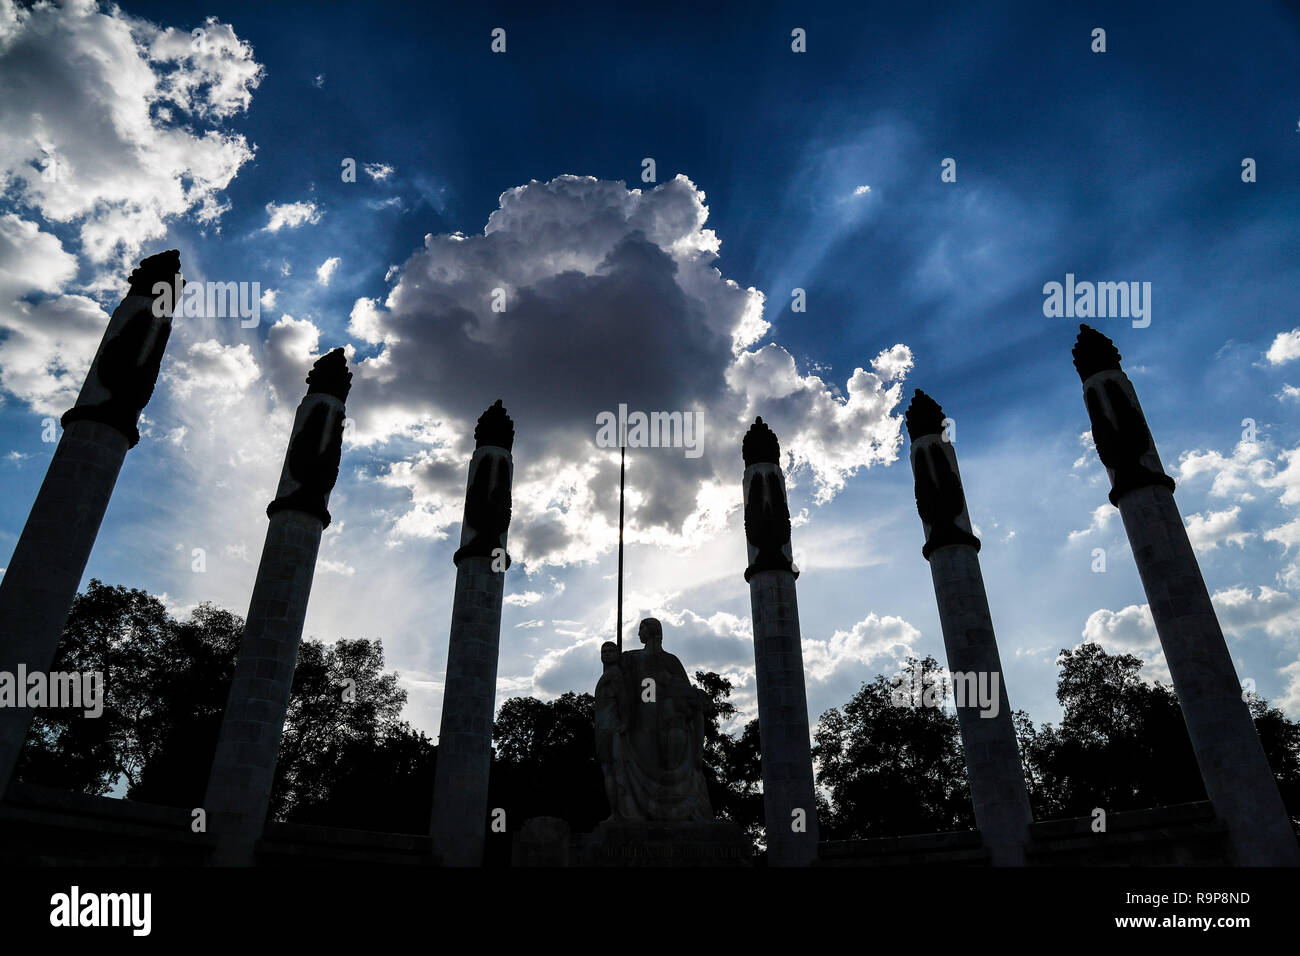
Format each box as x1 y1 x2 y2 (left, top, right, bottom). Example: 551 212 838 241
1074 324 1298 866
742 417 819 866
0 251 181 794
430 400 514 867
906 390 1032 866
204 349 351 864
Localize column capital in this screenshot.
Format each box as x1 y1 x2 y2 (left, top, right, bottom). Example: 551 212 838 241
1073 325 1176 507
267 349 350 527
452 401 514 568
61 249 182 447
906 390 981 559
742 418 797 581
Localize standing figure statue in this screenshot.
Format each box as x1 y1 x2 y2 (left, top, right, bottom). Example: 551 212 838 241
595 641 631 820
593 618 713 822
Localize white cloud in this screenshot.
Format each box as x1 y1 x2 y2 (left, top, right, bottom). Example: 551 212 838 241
259 287 278 309
363 162 394 181
1278 659 1300 715
348 297 388 345
262 314 332 403
504 591 543 607
0 214 79 300
724 343 912 504
1184 506 1252 553
263 201 322 233
1082 603 1160 654
1072 429 1097 471
0 2 259 267
165 340 260 404
1212 585 1300 639
1084 586 1300 682
1079 604 1170 682
0 4 262 413
803 612 918 683
1069 503 1115 541
147 16 265 119
316 256 341 285
0 293 108 415
1264 518 1300 552
0 214 107 412
1176 440 1276 504
1265 329 1300 365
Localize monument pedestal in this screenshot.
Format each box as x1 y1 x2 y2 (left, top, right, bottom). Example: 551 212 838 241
576 820 752 867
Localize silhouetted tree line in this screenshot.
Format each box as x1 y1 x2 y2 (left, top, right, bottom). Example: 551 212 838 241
813 647 1300 838
18 581 1300 851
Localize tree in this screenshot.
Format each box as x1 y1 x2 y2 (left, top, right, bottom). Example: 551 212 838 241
269 637 408 820
1016 643 1205 820
279 722 437 833
1016 643 1300 831
18 580 429 832
1250 695 1300 830
812 656 974 838
489 691 606 848
18 579 220 796
694 670 763 843
127 601 242 806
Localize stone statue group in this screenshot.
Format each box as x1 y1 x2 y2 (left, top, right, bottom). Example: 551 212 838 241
594 618 713 822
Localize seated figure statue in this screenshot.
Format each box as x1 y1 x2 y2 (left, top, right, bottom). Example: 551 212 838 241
593 618 713 822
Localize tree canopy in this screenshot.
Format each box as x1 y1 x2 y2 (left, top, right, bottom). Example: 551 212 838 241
813 655 974 838
18 581 1300 847
19 580 430 832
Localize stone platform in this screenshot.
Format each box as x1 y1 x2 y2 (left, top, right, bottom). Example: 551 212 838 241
511 816 754 866
577 819 753 867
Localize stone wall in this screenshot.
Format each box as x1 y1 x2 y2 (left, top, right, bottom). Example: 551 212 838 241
0 782 428 866
819 802 1234 867
3 784 1250 866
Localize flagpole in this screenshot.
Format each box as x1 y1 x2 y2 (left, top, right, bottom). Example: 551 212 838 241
617 442 625 652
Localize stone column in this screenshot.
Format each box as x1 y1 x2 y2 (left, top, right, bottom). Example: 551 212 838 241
905 389 1032 866
204 349 351 865
0 251 181 794
742 417 819 866
430 400 514 867
1074 324 1298 866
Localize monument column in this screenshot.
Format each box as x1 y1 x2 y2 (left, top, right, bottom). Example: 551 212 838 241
430 400 514 867
905 389 1032 866
0 251 181 794
742 417 819 866
1074 324 1298 865
204 349 351 865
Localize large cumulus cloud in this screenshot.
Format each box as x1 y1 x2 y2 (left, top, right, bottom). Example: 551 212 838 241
335 174 912 570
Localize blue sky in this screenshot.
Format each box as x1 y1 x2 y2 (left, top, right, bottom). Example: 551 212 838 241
2 0 1300 742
